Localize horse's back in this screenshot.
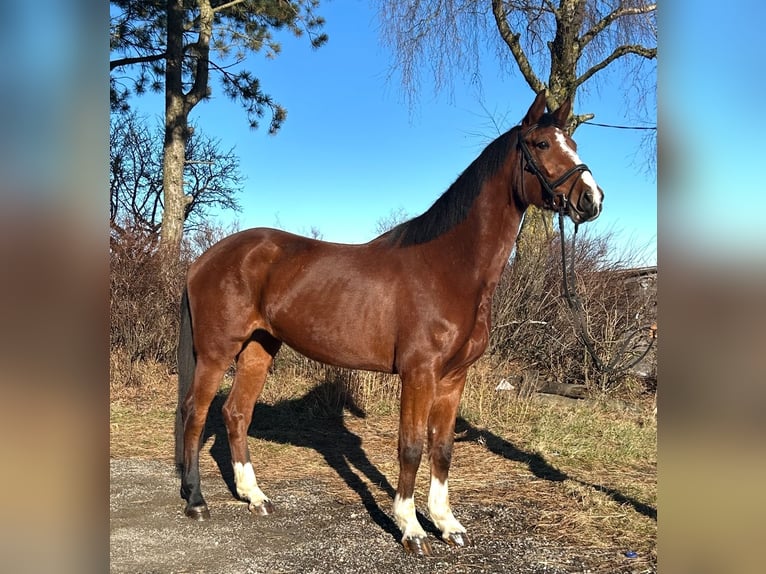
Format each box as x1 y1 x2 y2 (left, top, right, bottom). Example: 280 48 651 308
186 227 401 371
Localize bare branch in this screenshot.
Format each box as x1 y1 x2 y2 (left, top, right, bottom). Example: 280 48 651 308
490 0 545 93
576 44 656 88
110 52 166 71
212 0 249 13
186 1 215 108
580 3 657 51
571 112 594 132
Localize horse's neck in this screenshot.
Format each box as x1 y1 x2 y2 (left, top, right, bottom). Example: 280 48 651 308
445 173 525 289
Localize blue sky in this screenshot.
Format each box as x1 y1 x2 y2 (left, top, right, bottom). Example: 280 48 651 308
132 1 657 266
661 0 766 267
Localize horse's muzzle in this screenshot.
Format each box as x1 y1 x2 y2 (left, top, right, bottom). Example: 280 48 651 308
572 187 602 223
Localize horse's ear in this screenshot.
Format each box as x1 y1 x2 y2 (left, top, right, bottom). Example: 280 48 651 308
521 91 548 128
552 97 572 127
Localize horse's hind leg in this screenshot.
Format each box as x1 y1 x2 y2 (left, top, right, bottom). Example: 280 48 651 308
180 356 229 520
222 331 281 515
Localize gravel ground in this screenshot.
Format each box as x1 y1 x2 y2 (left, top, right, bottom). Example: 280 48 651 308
110 458 649 574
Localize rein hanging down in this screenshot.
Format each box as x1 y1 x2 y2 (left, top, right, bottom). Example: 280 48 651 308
557 212 656 376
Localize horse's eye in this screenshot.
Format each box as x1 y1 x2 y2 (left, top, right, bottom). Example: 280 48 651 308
536 141 550 150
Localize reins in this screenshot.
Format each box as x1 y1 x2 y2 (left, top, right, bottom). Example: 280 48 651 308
557 211 656 375
518 124 657 376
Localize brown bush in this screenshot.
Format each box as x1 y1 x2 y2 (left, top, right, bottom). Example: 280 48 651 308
490 228 656 393
110 225 189 387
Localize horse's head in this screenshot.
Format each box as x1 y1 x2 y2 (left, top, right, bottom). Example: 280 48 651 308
516 91 603 224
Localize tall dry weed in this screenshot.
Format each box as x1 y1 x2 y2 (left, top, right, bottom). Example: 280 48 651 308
490 228 656 393
110 225 188 388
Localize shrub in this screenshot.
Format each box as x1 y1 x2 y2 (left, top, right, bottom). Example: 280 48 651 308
110 225 188 387
490 228 656 393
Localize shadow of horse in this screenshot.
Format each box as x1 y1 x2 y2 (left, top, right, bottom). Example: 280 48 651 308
200 382 654 545
202 375 441 541
454 417 657 521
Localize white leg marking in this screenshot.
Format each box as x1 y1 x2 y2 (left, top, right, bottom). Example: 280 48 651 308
428 477 466 539
393 494 427 541
233 462 269 506
554 131 603 203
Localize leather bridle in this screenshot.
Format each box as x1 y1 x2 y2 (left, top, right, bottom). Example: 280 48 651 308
517 124 591 214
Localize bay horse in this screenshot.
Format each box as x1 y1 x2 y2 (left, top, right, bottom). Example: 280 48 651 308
175 91 603 555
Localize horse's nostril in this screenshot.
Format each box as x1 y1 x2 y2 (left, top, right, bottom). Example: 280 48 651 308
579 190 594 209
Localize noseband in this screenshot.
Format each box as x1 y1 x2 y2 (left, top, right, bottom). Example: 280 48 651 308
517 124 591 213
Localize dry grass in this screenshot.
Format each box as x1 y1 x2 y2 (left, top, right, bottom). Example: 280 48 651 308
110 351 656 567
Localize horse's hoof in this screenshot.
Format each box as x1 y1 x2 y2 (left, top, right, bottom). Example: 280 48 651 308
249 500 274 516
445 532 472 547
402 536 433 556
184 503 210 521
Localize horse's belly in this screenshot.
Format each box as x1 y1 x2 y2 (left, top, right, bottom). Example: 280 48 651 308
269 299 397 373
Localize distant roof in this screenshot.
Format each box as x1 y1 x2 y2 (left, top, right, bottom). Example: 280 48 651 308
615 265 657 279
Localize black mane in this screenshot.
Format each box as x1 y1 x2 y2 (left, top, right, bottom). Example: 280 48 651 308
384 126 520 247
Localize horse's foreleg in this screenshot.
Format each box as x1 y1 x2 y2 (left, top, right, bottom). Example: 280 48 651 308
427 371 470 547
393 373 435 556
222 336 280 515
180 358 228 520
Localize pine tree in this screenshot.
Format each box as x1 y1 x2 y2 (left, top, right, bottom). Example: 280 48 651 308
110 0 328 260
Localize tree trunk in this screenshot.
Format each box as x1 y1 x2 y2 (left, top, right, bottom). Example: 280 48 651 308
159 0 190 260
515 205 553 263
160 0 212 260
160 104 190 260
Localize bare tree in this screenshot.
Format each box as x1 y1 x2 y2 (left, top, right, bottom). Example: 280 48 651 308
374 206 410 235
110 109 244 242
379 0 656 130
379 1 656 250
110 111 163 236
110 0 328 260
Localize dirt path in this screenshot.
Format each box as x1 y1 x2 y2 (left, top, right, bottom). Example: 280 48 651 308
110 458 649 574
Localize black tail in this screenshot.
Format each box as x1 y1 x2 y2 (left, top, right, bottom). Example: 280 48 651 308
175 286 195 472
